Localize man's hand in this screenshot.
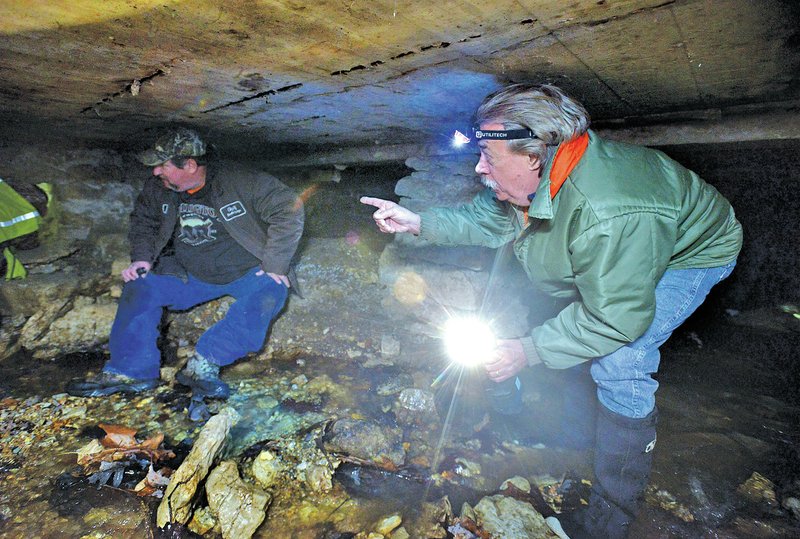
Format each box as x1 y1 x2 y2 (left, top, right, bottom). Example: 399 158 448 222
256 270 290 287
485 338 527 383
360 196 422 235
121 261 151 282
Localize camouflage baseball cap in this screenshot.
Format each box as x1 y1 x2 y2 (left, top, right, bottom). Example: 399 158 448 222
138 128 206 166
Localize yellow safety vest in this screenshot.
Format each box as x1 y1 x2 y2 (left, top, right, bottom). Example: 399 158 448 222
0 178 41 279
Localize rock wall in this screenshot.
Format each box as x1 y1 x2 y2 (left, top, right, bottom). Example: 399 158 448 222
659 140 800 309
0 147 403 365
377 154 533 343
1 137 797 364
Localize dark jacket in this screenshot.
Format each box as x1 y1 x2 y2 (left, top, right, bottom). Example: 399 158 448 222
129 163 304 285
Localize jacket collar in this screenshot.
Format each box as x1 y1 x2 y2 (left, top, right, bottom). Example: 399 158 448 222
526 129 593 220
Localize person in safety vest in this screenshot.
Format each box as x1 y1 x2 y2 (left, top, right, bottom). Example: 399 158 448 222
0 179 50 280
361 83 742 539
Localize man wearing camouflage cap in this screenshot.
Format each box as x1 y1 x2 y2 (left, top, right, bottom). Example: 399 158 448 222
67 128 304 409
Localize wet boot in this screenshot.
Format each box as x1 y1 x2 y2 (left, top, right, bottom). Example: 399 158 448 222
66 371 159 397
175 354 230 399
187 394 211 422
562 405 658 539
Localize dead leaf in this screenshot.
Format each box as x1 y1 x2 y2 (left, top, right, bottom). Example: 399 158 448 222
78 424 175 470
98 423 139 448
76 439 104 466
134 464 171 497
139 432 164 451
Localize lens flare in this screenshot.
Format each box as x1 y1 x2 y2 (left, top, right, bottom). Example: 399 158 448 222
442 316 496 367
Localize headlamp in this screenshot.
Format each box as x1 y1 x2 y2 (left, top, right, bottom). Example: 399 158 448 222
474 128 536 140
452 127 536 147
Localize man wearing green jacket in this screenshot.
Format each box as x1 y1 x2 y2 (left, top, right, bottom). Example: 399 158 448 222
361 83 742 539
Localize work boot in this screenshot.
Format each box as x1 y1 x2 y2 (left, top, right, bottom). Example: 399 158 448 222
563 406 659 539
175 354 230 399
66 371 159 397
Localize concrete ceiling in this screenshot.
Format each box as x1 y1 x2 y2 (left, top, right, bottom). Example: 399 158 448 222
1 0 798 165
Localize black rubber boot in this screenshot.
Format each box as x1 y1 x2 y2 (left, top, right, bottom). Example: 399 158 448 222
175 354 230 399
563 405 658 539
66 371 159 397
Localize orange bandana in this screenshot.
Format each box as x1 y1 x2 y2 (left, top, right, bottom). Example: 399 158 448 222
523 132 589 227
549 131 589 199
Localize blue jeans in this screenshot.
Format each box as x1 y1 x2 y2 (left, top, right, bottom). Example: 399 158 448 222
106 269 288 379
590 261 736 419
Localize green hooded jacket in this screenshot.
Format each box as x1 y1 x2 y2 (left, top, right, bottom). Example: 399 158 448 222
419 130 743 369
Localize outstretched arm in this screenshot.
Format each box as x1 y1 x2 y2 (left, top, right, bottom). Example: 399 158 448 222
360 196 421 235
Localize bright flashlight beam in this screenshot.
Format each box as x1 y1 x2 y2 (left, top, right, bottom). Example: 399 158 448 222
452 130 471 147
442 316 496 368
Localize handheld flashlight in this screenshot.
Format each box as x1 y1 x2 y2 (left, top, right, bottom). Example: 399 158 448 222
442 316 496 367
439 315 523 415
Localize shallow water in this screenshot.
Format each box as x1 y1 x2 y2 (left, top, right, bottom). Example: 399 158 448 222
1 312 799 538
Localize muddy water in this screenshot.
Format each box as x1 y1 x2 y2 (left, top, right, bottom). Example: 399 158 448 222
1 312 799 538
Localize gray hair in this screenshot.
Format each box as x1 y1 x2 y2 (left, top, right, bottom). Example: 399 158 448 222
475 84 590 163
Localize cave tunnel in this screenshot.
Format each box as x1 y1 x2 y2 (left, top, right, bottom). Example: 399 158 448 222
0 1 799 538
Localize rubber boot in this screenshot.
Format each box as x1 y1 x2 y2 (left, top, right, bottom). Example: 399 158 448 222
564 405 658 539
175 354 231 399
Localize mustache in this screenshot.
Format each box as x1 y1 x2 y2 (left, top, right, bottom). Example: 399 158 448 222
480 176 499 190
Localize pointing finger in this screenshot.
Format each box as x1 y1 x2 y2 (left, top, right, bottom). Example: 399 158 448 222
360 196 387 209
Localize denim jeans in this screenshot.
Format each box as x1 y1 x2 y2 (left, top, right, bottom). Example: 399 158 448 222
590 261 737 419
106 269 288 379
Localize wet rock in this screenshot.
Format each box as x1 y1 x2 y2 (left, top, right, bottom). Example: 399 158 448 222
501 476 531 493
453 458 482 479
324 418 405 467
19 295 116 358
389 527 410 539
375 513 402 535
251 450 285 490
157 407 240 527
301 460 335 493
405 496 452 538
381 335 400 358
83 505 147 534
731 516 785 537
645 489 695 524
472 494 556 538
783 496 800 520
206 460 271 539
0 264 83 318
160 366 179 383
737 471 779 509
688 475 733 526
394 388 437 427
188 506 217 536
376 374 414 397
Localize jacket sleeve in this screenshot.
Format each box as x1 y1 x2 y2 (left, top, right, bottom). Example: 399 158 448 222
252 177 305 275
529 212 676 369
128 182 163 263
419 188 517 247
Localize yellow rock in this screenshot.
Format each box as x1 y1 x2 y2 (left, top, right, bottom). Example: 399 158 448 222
375 514 402 535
